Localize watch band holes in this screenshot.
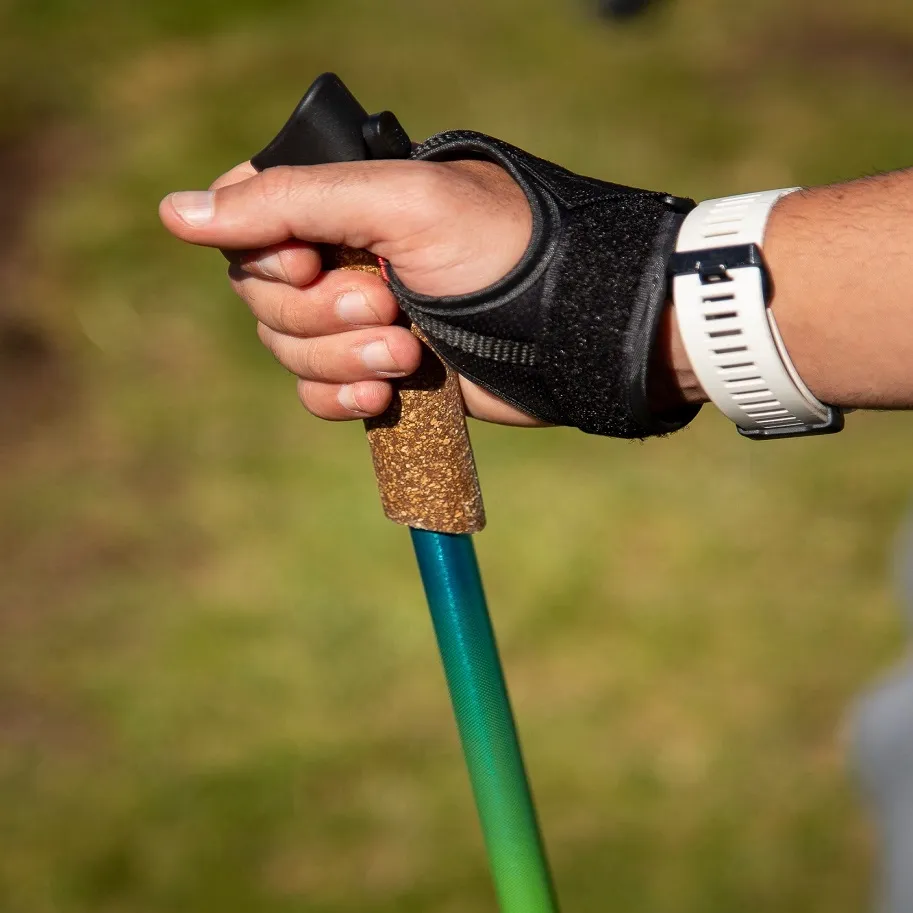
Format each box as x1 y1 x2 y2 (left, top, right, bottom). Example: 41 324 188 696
741 400 780 411
733 390 774 402
746 409 790 418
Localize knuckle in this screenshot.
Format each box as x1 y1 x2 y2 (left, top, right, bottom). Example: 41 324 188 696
257 165 297 204
398 164 449 214
422 164 458 211
274 286 305 336
247 283 310 337
298 339 329 380
383 164 454 237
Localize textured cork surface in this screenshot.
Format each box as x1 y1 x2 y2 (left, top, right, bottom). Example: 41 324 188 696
331 247 486 534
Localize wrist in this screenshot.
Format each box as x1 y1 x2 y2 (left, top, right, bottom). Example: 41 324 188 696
647 191 818 418
648 299 707 413
664 187 844 438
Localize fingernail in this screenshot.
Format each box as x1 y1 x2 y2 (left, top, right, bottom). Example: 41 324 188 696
336 290 377 325
169 191 214 226
338 384 370 415
255 251 287 281
359 340 403 376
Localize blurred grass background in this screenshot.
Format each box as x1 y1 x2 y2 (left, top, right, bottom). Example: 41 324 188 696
2 0 913 910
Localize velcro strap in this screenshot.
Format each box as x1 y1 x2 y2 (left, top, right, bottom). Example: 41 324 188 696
386 131 701 438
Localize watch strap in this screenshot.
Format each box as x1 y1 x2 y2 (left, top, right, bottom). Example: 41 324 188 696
676 188 797 251
670 190 844 439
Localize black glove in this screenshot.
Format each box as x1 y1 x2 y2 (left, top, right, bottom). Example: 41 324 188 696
385 131 701 439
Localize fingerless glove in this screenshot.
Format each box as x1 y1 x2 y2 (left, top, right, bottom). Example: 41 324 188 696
386 131 701 438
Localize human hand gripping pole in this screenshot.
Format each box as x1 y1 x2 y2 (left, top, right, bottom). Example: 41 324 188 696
251 73 560 912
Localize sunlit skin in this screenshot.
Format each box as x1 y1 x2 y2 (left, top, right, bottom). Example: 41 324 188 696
161 161 913 424
654 169 913 414
160 158 541 425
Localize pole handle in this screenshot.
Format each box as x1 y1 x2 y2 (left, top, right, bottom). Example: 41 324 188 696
252 75 485 534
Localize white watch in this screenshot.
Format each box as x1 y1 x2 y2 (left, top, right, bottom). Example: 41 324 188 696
668 189 844 440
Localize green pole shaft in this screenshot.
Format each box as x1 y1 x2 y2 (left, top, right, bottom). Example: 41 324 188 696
411 528 560 913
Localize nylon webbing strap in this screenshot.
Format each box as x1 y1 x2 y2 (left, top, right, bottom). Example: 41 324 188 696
419 315 539 366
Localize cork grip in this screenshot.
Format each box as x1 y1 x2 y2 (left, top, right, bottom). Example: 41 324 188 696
332 247 486 534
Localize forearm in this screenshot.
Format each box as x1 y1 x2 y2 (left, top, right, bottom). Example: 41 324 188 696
657 169 913 411
165 131 913 436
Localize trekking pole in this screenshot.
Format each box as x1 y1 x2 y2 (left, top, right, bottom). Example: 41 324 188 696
251 73 560 913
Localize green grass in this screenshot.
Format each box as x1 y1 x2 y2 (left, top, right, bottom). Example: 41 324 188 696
2 0 913 910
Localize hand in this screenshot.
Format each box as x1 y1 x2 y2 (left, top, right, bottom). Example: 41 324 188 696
159 158 545 425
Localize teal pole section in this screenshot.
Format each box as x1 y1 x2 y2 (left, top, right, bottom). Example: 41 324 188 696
410 528 560 913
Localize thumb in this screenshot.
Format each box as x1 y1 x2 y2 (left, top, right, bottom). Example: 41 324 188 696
159 160 434 253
